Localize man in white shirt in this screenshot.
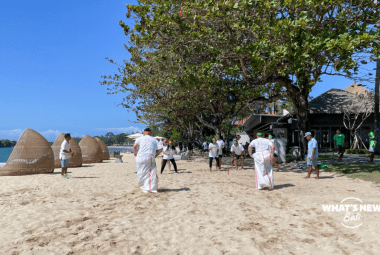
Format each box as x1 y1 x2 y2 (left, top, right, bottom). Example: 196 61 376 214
202 141 208 157
133 128 163 193
231 139 245 170
208 138 219 171
215 134 224 171
268 135 280 171
248 132 275 191
60 133 75 179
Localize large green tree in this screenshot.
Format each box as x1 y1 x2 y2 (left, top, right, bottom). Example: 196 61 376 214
103 0 380 153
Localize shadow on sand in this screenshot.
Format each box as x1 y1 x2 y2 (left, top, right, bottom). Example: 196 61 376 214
158 188 190 192
274 183 295 189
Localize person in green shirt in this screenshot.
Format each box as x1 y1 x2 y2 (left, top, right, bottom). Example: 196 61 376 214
334 129 346 162
365 128 376 163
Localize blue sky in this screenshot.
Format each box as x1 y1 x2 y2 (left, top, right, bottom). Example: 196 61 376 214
0 1 376 142
1 0 143 142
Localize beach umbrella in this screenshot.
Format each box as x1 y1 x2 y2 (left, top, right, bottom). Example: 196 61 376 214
127 133 143 139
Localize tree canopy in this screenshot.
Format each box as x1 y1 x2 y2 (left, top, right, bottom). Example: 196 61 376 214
102 0 380 152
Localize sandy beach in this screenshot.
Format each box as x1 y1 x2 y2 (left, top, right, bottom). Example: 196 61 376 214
1 153 380 255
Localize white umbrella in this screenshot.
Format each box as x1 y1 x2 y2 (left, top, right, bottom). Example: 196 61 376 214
127 133 143 139
154 136 167 140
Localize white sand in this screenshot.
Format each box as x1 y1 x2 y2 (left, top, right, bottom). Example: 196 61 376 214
1 153 380 254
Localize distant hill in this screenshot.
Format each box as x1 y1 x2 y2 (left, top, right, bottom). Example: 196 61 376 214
0 139 17 148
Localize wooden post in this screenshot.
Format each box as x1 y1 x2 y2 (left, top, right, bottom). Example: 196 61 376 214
329 126 332 150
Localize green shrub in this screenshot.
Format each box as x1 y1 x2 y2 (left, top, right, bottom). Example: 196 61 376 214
358 149 366 154
286 154 293 162
345 149 352 154
352 149 360 154
362 149 370 154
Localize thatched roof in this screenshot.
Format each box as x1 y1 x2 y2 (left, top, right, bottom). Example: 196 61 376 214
0 129 54 176
308 89 361 114
344 81 370 95
52 133 82 168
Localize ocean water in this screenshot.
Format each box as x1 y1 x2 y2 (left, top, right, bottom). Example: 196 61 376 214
108 147 133 154
0 148 14 163
0 147 132 163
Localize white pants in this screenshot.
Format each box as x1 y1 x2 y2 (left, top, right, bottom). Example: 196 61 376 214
136 156 158 193
253 151 274 190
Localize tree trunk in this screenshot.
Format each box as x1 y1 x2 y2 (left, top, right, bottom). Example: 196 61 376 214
375 59 380 154
285 82 310 156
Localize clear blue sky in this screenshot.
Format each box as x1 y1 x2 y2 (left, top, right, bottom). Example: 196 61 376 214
0 1 376 142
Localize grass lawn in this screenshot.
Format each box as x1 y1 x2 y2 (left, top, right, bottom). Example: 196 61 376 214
325 163 380 183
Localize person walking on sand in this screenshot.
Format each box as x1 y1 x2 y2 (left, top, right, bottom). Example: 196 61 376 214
231 134 242 164
161 141 178 173
188 140 194 158
231 139 244 170
365 128 376 163
216 134 224 171
304 132 320 179
333 129 345 162
248 132 275 191
60 133 75 179
202 140 208 157
208 138 220 171
161 140 171 171
268 135 280 171
133 128 163 193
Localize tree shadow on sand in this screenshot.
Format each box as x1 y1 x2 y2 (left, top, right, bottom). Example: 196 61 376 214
158 188 190 192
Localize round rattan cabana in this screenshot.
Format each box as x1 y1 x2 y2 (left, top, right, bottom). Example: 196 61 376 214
79 135 103 164
94 137 110 160
52 133 82 168
0 128 54 176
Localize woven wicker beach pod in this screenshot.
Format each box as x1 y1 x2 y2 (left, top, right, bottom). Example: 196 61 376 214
0 128 54 176
79 135 103 164
94 137 110 160
52 133 82 168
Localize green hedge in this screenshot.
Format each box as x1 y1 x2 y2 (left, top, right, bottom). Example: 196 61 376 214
286 154 293 162
345 149 370 154
345 149 353 154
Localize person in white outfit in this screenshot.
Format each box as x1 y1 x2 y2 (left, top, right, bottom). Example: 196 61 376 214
208 138 219 171
231 138 245 170
248 132 275 191
215 134 225 171
202 141 208 157
161 140 178 173
60 133 75 179
268 135 280 171
133 128 163 193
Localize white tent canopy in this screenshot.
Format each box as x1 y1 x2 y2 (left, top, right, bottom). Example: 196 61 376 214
154 136 167 140
127 133 143 139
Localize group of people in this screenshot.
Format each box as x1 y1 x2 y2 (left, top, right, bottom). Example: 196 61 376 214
131 128 282 193
59 126 376 194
